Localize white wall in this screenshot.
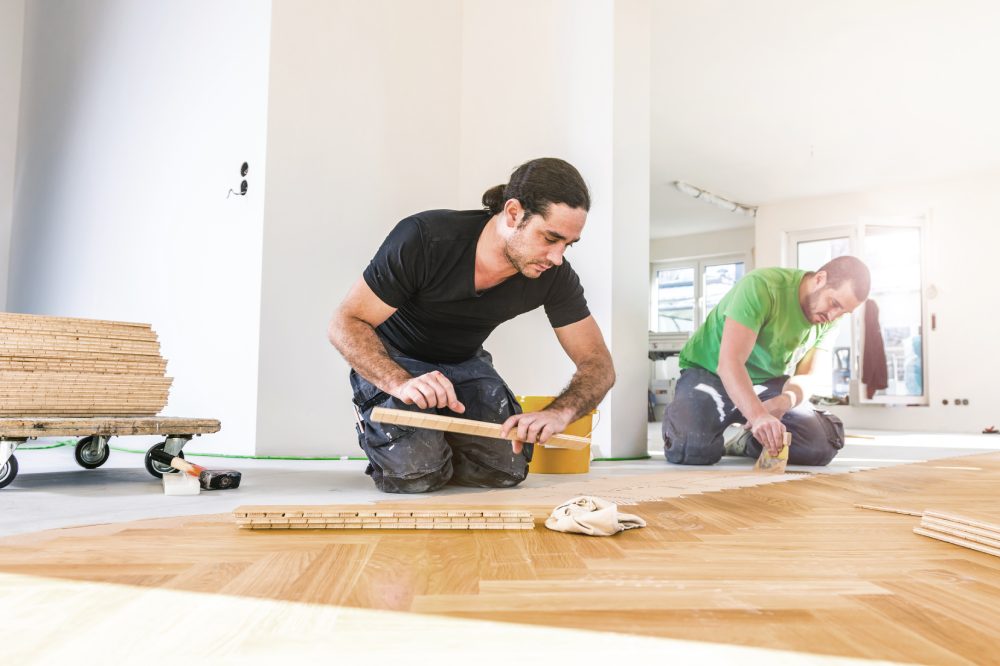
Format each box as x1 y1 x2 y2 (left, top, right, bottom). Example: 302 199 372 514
0 0 24 310
256 0 463 456
650 226 754 263
457 0 608 435
258 0 650 458
8 0 273 455
458 0 650 458
756 170 1000 433
8 0 652 459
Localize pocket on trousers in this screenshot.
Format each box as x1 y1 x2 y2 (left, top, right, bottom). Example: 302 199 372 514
351 379 416 449
816 410 845 450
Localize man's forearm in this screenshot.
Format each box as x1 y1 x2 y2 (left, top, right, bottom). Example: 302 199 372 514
328 315 411 394
778 374 815 410
546 355 615 423
717 359 769 421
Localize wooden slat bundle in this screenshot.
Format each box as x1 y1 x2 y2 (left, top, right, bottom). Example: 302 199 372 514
914 510 1000 558
0 312 172 417
234 505 535 530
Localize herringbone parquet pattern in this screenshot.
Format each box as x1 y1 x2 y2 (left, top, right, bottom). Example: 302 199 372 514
2 453 999 663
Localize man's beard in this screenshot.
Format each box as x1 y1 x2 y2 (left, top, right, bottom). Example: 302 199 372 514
503 239 547 278
804 288 825 323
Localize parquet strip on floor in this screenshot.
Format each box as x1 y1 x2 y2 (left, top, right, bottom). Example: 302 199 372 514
2 452 1000 663
233 505 535 530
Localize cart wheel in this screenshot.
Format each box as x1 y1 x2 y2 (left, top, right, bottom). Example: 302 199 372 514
144 442 185 479
0 455 18 489
75 436 111 469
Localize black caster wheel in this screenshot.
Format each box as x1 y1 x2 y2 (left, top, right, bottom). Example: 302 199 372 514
144 442 184 479
0 455 18 489
75 436 111 469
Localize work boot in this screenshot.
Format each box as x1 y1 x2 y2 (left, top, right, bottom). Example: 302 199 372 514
723 428 754 457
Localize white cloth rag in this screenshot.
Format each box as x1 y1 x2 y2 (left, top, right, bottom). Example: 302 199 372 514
544 495 646 536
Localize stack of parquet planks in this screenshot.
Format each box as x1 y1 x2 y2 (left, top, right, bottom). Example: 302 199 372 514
914 510 1000 558
234 505 535 530
0 312 171 416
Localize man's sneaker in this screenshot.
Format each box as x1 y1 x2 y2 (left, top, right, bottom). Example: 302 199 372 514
723 428 754 457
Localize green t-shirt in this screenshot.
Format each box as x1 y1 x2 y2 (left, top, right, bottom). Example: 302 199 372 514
679 268 834 383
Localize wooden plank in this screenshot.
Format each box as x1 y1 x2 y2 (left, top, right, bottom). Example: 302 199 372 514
924 510 1000 536
0 351 163 360
921 516 1000 542
854 504 924 517
0 416 220 437
370 407 590 450
0 325 158 341
914 526 1000 559
233 504 533 518
232 505 536 530
919 519 1000 549
0 312 153 330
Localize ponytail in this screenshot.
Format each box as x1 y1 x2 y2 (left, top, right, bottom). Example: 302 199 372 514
481 184 507 215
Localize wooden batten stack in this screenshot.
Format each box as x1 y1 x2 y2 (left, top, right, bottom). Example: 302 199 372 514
0 313 172 417
233 505 536 530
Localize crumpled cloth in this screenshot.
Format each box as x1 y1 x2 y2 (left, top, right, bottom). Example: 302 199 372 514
544 496 646 536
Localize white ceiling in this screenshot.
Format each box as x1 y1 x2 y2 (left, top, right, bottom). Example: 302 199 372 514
650 0 1000 238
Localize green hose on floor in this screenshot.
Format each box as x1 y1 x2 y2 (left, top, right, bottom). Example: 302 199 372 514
21 439 649 462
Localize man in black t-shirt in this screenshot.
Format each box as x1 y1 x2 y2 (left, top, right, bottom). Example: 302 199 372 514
328 157 615 494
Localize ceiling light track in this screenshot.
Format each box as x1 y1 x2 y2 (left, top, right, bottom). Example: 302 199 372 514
673 181 757 218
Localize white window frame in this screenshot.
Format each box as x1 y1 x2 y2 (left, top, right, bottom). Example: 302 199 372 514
649 252 751 333
784 216 930 407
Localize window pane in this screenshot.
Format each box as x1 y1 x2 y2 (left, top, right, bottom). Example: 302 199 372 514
797 237 851 271
655 267 695 332
864 226 923 398
703 262 745 313
795 237 852 399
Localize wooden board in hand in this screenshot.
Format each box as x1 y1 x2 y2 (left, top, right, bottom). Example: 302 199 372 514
370 407 590 450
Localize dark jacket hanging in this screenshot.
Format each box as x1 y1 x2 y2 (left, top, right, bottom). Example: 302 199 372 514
862 299 889 399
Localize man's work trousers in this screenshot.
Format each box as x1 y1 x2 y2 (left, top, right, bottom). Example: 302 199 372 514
661 367 845 466
350 344 531 494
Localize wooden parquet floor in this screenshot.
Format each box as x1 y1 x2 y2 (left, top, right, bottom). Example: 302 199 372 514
3 453 1000 664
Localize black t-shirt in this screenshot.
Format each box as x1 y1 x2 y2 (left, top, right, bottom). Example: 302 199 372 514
362 209 590 363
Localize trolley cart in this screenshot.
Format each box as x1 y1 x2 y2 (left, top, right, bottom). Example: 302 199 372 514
0 416 221 489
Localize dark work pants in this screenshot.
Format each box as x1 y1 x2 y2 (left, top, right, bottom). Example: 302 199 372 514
661 367 845 466
350 344 531 494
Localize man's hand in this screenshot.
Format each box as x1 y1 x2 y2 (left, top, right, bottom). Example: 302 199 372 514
500 409 573 454
747 412 786 456
391 371 465 413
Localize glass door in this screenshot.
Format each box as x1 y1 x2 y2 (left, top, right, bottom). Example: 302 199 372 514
788 229 855 401
857 220 927 405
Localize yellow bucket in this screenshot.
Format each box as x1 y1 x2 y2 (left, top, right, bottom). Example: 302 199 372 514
517 395 594 474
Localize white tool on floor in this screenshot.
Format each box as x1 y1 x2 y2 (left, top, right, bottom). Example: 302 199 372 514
162 471 200 495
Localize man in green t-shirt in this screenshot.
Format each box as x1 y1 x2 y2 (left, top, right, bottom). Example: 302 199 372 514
661 256 870 466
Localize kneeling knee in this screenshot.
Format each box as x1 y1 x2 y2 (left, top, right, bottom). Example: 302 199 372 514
796 447 838 467
664 436 723 465
376 467 452 494
484 470 527 488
